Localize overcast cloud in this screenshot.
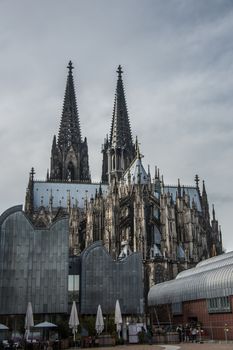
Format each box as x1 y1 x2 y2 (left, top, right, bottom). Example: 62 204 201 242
0 0 233 250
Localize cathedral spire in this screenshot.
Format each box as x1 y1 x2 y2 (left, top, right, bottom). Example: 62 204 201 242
110 65 134 150
58 61 82 150
101 66 136 184
49 62 90 182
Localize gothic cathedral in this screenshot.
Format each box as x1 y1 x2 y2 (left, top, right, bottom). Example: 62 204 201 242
25 62 223 298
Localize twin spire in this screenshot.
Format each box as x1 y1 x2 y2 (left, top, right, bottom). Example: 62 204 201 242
50 61 90 181
58 61 82 150
102 65 136 183
59 62 133 152
110 65 134 150
50 61 134 183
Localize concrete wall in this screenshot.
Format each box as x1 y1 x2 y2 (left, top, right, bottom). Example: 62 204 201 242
0 206 69 315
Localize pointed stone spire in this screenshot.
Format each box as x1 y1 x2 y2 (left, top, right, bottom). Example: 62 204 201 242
148 165 151 176
25 167 35 214
161 175 164 188
58 61 81 149
177 178 181 198
182 186 185 196
110 65 134 150
219 225 223 249
99 183 103 196
170 193 174 205
202 180 210 222
52 135 57 150
135 136 141 160
194 174 200 189
102 65 135 183
202 180 207 195
50 62 91 182
154 166 158 179
212 204 216 221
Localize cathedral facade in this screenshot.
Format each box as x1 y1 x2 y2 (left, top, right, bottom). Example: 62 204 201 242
25 62 223 304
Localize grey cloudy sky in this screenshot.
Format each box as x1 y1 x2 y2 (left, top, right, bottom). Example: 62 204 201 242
0 0 233 250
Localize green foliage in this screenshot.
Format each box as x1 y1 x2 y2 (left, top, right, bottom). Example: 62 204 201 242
138 331 145 343
57 319 70 339
104 315 115 335
116 337 124 345
82 316 96 336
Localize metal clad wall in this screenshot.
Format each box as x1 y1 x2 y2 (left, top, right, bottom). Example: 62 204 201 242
80 241 143 314
0 207 69 315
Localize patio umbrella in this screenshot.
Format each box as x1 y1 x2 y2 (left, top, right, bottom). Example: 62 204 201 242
114 300 122 338
0 324 8 330
34 322 57 341
69 301 79 341
25 302 34 340
95 305 104 335
34 322 57 328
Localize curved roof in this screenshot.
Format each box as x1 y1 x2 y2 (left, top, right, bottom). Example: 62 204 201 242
177 252 233 279
148 252 233 306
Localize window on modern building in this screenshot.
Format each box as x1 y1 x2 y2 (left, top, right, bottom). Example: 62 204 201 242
172 302 182 315
68 275 79 304
207 296 230 313
68 275 79 291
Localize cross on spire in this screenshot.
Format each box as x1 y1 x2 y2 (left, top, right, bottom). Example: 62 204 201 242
67 60 74 74
195 174 200 188
117 65 123 78
30 167 35 181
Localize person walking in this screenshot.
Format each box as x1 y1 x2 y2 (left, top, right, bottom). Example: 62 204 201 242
191 327 197 342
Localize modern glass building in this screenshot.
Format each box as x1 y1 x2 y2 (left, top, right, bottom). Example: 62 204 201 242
148 251 233 340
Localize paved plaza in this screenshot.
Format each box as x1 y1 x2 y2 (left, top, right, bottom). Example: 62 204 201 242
88 343 233 350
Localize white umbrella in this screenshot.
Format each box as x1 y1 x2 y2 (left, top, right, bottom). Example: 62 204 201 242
34 322 57 328
69 301 79 341
114 300 122 338
95 305 104 335
34 322 57 341
0 324 8 330
25 302 34 340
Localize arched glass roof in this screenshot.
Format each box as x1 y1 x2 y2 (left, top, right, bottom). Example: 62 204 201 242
148 251 233 306
177 252 233 279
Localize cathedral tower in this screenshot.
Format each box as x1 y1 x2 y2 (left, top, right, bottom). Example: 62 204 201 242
101 66 135 183
50 61 90 182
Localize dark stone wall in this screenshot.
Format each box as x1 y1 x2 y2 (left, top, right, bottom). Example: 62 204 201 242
0 206 69 315
80 241 144 314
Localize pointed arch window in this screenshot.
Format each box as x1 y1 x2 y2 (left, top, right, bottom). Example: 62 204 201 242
67 162 75 181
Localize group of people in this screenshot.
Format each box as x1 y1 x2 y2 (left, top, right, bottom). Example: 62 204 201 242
176 324 203 343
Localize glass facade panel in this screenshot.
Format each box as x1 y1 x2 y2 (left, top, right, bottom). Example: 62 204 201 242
207 297 231 313
172 302 182 315
68 275 79 291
